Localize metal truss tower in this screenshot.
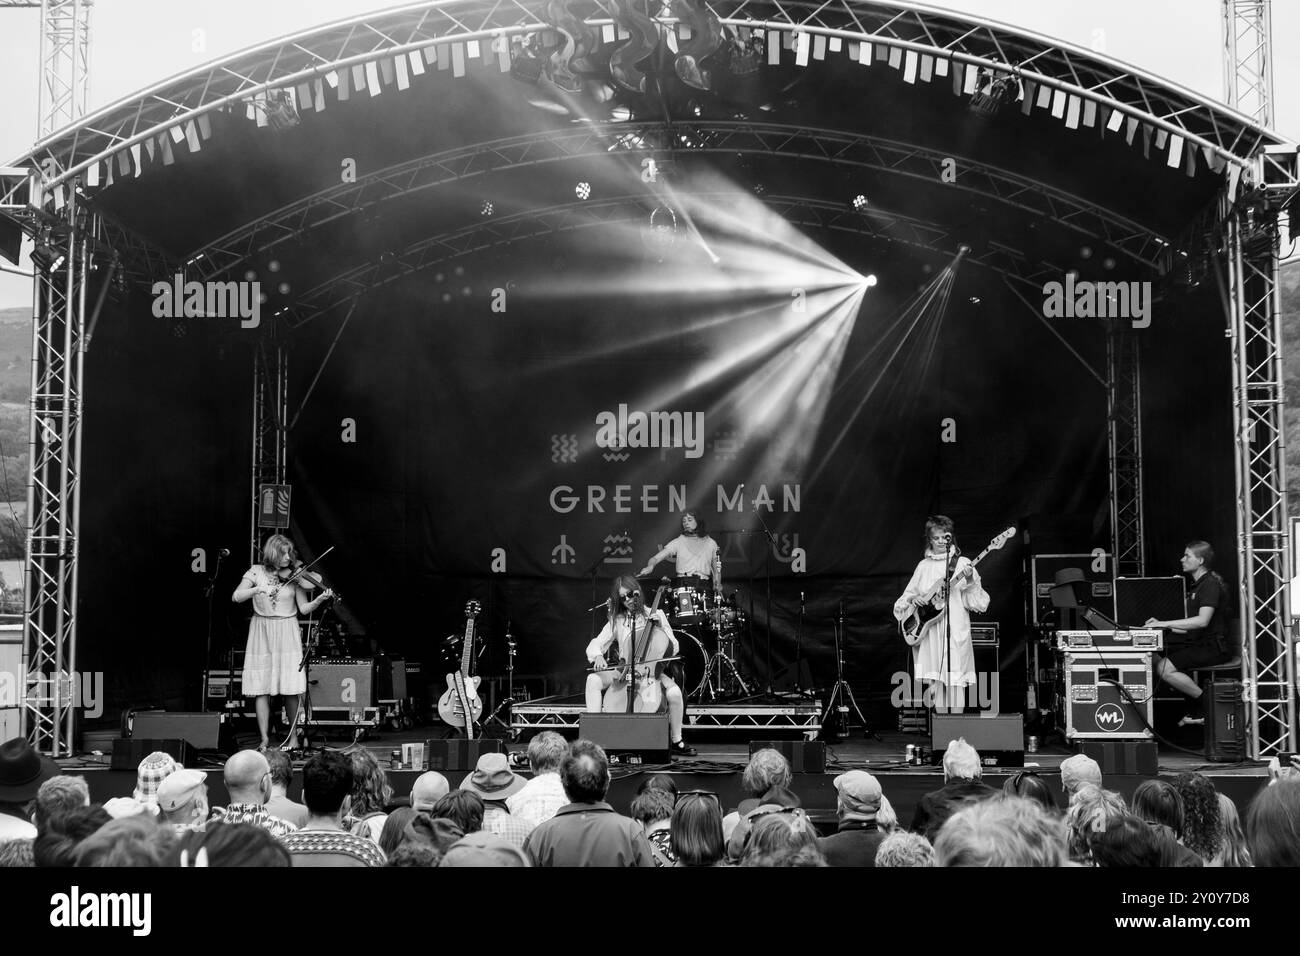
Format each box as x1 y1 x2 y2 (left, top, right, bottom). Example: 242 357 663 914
1223 0 1274 129
1107 327 1144 578
250 337 288 564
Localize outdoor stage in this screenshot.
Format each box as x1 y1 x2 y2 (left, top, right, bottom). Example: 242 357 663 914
1 0 1296 767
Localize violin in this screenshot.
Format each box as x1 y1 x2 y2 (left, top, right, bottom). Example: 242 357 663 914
275 547 342 604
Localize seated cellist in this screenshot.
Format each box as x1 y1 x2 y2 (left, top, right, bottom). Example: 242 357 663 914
585 575 697 757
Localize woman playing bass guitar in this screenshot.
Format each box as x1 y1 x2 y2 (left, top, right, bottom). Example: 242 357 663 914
585 575 697 756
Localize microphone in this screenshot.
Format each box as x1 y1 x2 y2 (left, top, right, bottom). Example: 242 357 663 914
218 548 231 558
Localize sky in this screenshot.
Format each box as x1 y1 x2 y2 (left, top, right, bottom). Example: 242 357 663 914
0 0 1297 308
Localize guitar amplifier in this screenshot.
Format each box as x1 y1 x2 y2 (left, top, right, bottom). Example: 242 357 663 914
309 659 375 718
1063 652 1153 740
1114 576 1186 627
1030 553 1114 625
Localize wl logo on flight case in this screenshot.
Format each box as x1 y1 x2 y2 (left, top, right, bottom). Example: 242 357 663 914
1094 702 1126 732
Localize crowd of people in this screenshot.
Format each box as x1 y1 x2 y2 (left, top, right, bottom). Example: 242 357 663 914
1 733 1297 867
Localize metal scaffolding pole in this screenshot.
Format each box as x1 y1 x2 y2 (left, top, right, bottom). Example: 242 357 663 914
250 335 288 564
21 189 91 756
1107 325 1145 578
1227 204 1297 757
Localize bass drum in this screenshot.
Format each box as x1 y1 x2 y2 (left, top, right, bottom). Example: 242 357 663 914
665 634 710 700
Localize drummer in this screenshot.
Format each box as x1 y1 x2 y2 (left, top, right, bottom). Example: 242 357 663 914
637 511 722 597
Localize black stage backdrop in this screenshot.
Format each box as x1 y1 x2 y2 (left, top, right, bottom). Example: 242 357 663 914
75 251 1233 728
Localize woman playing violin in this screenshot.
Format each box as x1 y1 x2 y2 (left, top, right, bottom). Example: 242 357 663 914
584 575 696 756
232 533 334 750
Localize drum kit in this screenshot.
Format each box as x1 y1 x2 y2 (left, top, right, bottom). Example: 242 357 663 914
669 577 752 702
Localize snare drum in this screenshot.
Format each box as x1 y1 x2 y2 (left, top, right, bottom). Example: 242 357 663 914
673 586 707 624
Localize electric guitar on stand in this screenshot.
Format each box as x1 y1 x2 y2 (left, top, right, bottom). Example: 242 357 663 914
438 600 484 737
899 527 1016 647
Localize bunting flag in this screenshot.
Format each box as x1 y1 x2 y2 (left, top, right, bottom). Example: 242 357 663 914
395 54 410 90
452 42 466 78
903 50 917 83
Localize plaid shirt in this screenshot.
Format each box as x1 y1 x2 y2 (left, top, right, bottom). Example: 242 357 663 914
209 803 298 839
482 804 533 849
507 773 568 830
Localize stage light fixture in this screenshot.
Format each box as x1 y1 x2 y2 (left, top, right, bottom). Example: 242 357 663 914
969 72 1020 117
264 90 300 131
481 200 495 217
863 274 878 288
244 270 257 282
1080 246 1093 259
509 36 546 84
969 296 981 304
1103 257 1116 270
753 183 766 197
958 244 971 254
28 243 65 274
852 194 868 212
268 260 281 273
575 182 592 200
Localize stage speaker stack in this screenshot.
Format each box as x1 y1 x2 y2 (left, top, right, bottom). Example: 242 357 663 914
748 740 826 773
930 713 1024 768
1114 576 1185 627
424 737 503 771
578 713 670 761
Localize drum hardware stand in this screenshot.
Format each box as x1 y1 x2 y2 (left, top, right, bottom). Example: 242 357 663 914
698 620 751 701
822 599 875 740
483 622 518 739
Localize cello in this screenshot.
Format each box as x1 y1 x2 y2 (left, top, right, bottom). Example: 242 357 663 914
601 583 676 715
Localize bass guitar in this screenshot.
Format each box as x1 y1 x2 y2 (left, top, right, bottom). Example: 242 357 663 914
437 600 484 737
899 526 1015 647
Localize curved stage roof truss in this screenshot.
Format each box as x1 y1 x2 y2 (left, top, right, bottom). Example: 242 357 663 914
287 192 1062 324
187 122 1172 285
12 0 1290 199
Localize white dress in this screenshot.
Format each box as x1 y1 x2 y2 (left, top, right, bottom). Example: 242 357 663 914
893 552 990 687
240 565 308 696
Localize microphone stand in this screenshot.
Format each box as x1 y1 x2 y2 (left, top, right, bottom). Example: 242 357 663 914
201 549 226 714
751 504 776 696
483 622 517 738
942 539 958 714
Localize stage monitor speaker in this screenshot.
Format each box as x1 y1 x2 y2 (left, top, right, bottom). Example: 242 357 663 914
1203 678 1246 763
111 737 191 771
579 713 670 760
424 738 503 772
1114 576 1185 627
930 713 1024 768
309 659 375 716
748 740 825 773
1079 740 1158 776
131 711 232 753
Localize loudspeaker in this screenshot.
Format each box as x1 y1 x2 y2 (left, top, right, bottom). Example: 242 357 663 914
579 713 670 759
1030 554 1114 625
1203 678 1246 762
376 657 407 700
930 713 1024 767
424 738 503 771
1114 576 1185 627
748 740 826 773
111 737 191 770
310 659 375 716
1080 740 1158 776
971 629 1001 714
131 711 233 753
